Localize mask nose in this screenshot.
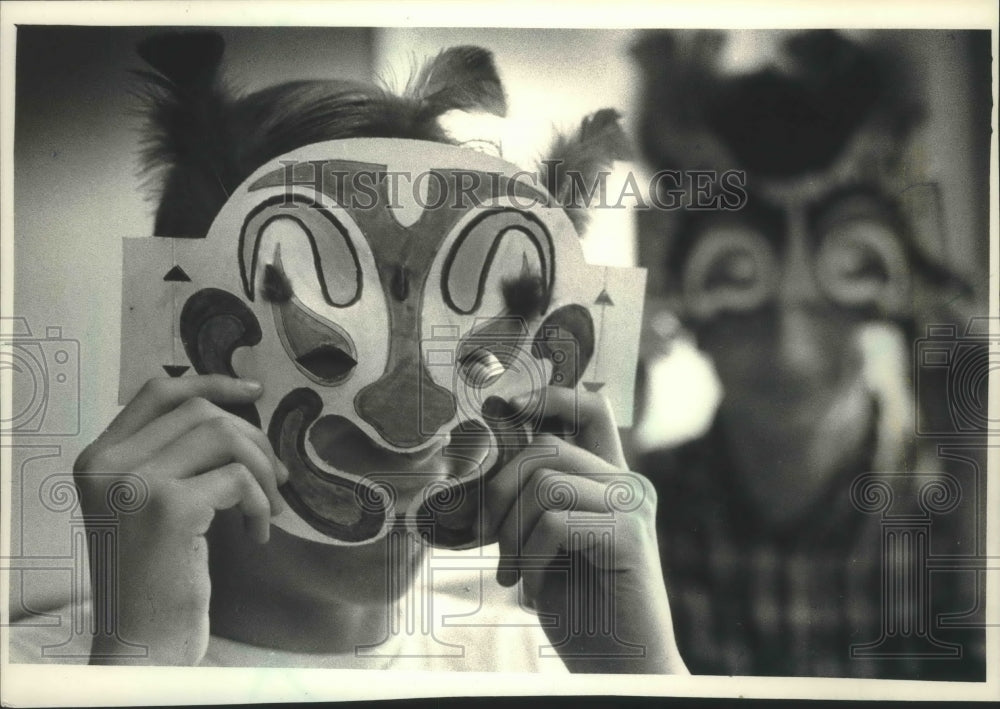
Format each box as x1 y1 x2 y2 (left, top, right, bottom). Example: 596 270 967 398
775 306 828 378
355 360 456 449
354 263 457 449
775 207 825 376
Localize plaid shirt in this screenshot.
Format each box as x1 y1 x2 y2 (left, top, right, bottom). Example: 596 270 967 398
641 417 986 680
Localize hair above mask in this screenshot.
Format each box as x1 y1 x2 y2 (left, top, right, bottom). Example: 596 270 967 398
135 31 632 238
135 32 507 236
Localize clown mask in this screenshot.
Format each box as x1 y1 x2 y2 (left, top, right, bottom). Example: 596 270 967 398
120 138 646 548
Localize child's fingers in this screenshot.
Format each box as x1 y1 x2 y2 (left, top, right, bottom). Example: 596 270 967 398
179 463 272 544
515 508 593 597
494 471 611 587
96 375 263 448
516 504 638 604
483 434 619 539
100 397 288 486
138 416 285 514
510 387 625 467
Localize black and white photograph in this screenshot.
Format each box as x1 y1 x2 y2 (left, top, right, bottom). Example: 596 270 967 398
1 1 997 704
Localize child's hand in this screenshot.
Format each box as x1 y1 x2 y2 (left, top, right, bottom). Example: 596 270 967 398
73 375 288 665
481 387 688 674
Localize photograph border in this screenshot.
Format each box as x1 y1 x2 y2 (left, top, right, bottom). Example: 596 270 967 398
1 1 997 705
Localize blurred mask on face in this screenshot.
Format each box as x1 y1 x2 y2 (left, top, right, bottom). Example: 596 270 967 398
632 29 956 521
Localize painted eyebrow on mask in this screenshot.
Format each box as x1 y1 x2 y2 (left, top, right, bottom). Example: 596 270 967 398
500 270 549 319
261 263 294 303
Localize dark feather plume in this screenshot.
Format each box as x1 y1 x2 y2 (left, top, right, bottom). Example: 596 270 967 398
501 271 549 319
136 31 224 89
404 46 507 120
132 31 238 236
539 109 633 234
261 264 294 303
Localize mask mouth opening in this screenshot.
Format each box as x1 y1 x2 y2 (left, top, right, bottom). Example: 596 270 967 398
317 415 501 516
269 388 389 544
307 414 454 476
271 386 512 545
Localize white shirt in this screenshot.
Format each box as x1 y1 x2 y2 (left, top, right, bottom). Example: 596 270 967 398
8 545 567 673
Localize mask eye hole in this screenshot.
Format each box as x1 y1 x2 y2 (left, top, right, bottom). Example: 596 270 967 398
823 238 890 282
296 344 358 383
265 257 359 386
703 248 759 290
682 224 776 319
816 219 908 310
459 348 505 388
455 316 531 389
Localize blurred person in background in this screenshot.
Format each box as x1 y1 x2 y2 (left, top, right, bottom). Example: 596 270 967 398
630 29 989 679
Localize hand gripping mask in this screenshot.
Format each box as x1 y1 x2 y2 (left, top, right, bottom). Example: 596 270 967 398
120 138 646 548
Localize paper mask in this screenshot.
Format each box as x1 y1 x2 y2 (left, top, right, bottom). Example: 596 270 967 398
120 139 646 548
